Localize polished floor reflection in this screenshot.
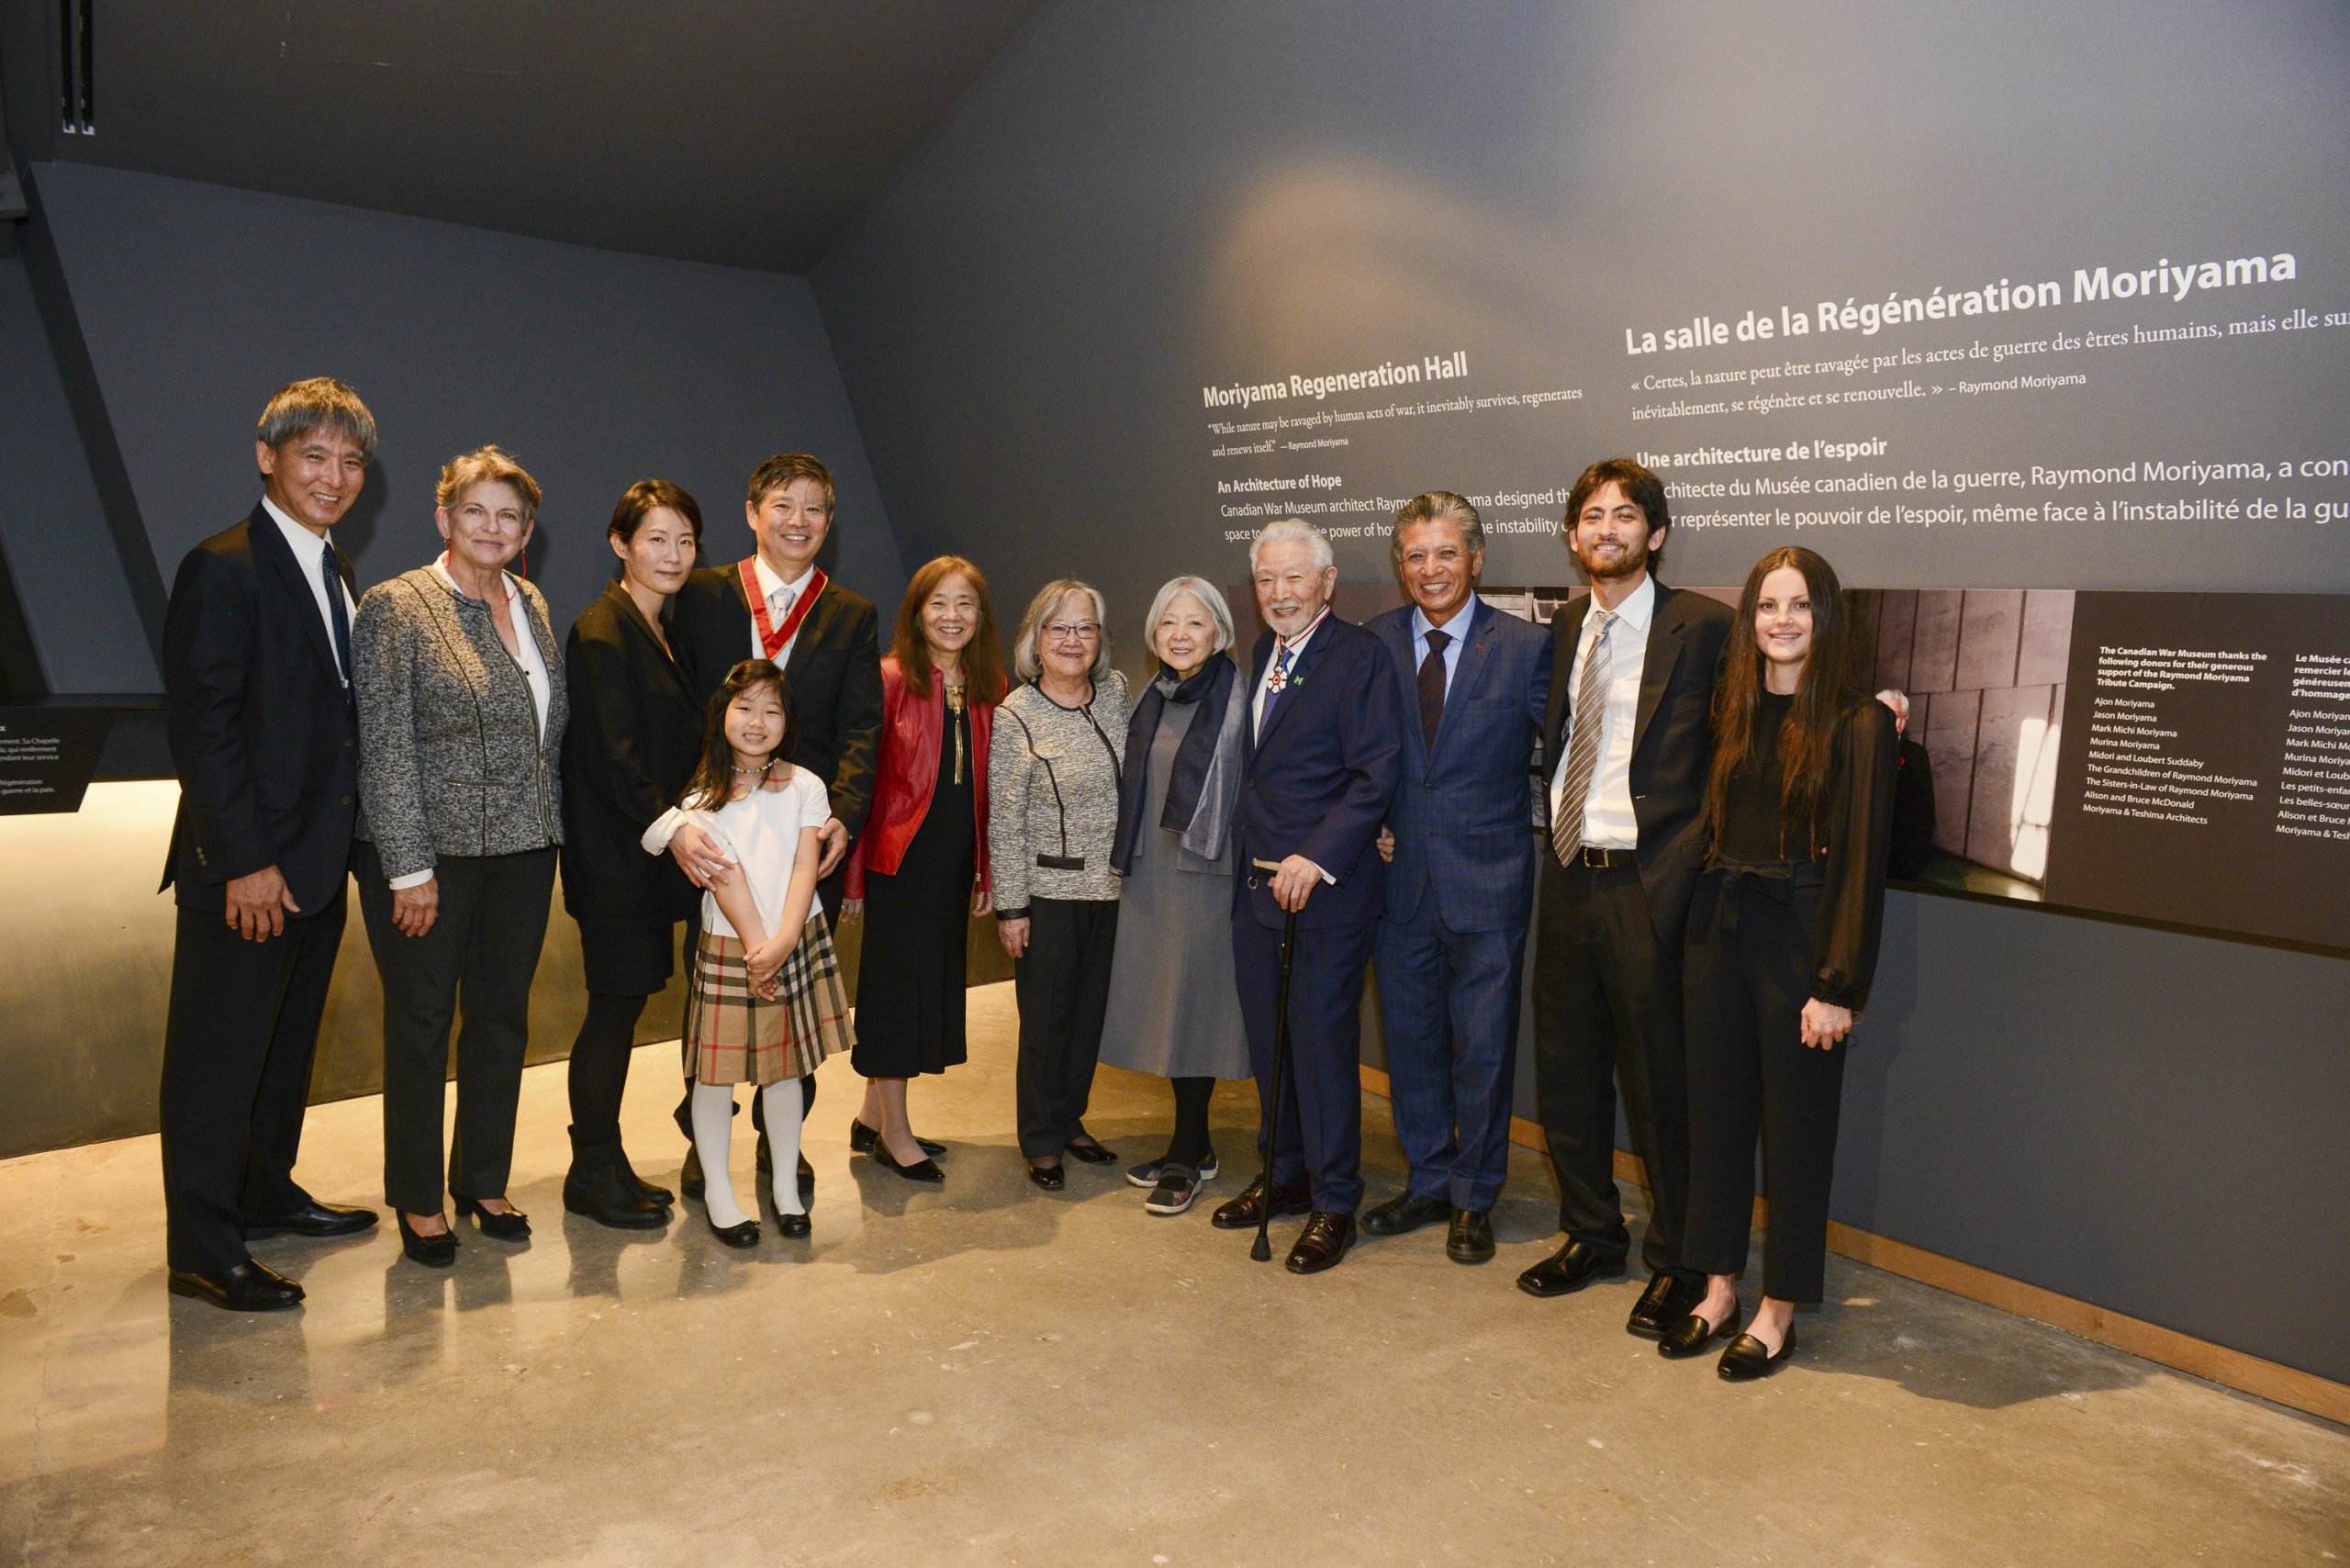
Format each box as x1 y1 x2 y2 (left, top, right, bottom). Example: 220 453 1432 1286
3 983 2344 1565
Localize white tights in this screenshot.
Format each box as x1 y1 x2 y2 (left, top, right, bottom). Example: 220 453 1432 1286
689 1077 807 1228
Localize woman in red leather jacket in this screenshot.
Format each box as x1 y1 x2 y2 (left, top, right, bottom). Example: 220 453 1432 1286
843 556 1007 1182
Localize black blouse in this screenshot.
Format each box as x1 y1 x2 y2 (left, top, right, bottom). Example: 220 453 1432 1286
1713 689 1898 1010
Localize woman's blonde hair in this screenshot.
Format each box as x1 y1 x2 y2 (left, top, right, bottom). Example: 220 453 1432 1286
436 444 543 521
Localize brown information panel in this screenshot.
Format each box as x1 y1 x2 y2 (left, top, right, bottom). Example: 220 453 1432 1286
2043 593 2350 948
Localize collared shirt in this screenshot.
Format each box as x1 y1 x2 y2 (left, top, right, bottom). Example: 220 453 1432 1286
1410 591 1479 703
261 495 358 683
748 554 819 666
1550 573 1655 851
1248 604 1337 885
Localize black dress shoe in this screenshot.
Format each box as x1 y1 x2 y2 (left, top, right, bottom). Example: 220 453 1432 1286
564 1160 669 1230
1718 1323 1797 1381
1628 1271 1706 1338
1026 1160 1067 1191
1515 1238 1628 1298
1360 1191 1450 1237
797 1153 816 1204
872 1143 946 1184
452 1193 531 1241
1209 1175 1312 1230
168 1260 304 1311
1659 1301 1744 1360
680 1146 708 1201
1284 1212 1356 1274
1446 1209 1495 1264
1063 1137 1116 1166
850 1118 946 1157
244 1201 378 1240
707 1215 761 1249
396 1212 459 1268
776 1212 811 1238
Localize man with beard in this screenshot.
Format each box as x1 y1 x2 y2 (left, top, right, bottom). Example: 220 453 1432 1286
1359 492 1550 1263
1520 459 1734 1340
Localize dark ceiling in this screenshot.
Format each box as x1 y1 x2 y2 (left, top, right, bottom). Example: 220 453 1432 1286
0 1 1050 274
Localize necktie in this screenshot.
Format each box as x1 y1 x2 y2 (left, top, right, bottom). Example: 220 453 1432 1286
1551 609 1615 866
321 540 352 687
1416 628 1451 748
1259 643 1296 741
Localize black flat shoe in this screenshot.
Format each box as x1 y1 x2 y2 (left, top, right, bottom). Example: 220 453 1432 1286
452 1193 531 1241
1515 1239 1627 1299
872 1143 945 1184
168 1260 304 1311
707 1215 761 1249
397 1211 459 1268
1360 1191 1450 1237
850 1118 946 1157
776 1212 811 1238
1063 1137 1116 1166
244 1200 378 1239
1628 1271 1706 1339
1718 1324 1797 1381
1659 1302 1744 1360
1445 1209 1495 1264
1026 1160 1067 1191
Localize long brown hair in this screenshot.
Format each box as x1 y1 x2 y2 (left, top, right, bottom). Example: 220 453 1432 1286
891 555 1008 700
682 660 797 811
1704 547 1856 856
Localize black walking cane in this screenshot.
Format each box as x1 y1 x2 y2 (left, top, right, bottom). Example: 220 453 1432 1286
1248 858 1300 1263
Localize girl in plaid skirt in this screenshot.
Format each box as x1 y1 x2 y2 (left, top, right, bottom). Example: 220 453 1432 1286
678 660 854 1245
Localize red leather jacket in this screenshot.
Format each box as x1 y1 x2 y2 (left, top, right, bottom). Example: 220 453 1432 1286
845 655 996 897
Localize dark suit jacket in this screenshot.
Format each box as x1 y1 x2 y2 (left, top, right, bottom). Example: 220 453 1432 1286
1542 581 1733 950
666 562 884 840
1369 597 1551 933
160 503 360 914
1235 615 1404 931
558 580 701 929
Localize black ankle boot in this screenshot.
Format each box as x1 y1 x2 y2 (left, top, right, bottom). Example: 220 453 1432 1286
610 1142 674 1208
563 1128 669 1230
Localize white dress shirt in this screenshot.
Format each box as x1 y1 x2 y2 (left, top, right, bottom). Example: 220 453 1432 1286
261 495 358 683
1550 574 1654 851
749 555 818 665
1410 592 1478 703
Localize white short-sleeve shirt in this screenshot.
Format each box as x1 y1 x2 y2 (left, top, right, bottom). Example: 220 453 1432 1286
692 766 832 938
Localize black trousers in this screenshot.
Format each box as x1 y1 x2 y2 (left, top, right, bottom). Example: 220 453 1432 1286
1530 856 1695 1278
1680 870 1849 1304
1013 897 1119 1157
357 845 556 1215
159 885 348 1272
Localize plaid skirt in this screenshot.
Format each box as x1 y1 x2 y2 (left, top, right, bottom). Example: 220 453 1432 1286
682 912 855 1086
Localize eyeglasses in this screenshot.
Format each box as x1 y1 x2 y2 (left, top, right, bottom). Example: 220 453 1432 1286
1043 622 1101 644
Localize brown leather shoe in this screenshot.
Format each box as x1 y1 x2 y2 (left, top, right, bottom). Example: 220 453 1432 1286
1284 1212 1356 1274
1210 1175 1312 1230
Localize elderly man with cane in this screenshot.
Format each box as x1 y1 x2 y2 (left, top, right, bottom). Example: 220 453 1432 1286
1210 519 1404 1274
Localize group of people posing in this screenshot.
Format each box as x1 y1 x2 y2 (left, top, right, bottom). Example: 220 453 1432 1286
158 376 1894 1383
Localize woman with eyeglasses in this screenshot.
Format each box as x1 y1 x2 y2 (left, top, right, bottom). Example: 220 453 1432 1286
989 581 1132 1189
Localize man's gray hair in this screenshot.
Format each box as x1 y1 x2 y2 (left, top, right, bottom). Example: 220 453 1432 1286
1248 517 1334 574
256 376 378 460
1391 490 1484 562
1012 578 1113 683
1143 576 1237 658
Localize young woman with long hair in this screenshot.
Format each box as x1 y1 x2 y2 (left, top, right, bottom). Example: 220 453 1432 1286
1658 547 1897 1379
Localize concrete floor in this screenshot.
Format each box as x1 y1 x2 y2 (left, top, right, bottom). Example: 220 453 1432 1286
3 982 2344 1567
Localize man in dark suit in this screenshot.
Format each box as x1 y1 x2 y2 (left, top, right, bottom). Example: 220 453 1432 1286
1360 493 1551 1264
158 377 382 1311
1208 518 1404 1274
1521 458 1735 1339
653 453 884 1198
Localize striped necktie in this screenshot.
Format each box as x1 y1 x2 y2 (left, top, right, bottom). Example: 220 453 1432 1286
1550 609 1616 866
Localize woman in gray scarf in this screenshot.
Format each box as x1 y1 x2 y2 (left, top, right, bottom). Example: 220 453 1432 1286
1102 577 1251 1216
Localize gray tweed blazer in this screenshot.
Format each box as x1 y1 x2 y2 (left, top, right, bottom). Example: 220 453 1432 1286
353 564 567 880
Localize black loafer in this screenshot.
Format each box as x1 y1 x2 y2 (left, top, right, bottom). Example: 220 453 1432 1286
1659 1302 1744 1360
707 1215 761 1249
244 1201 377 1240
396 1212 459 1268
872 1143 945 1184
1284 1212 1356 1274
1026 1160 1067 1191
1628 1271 1705 1338
1210 1175 1312 1230
1718 1324 1797 1381
1360 1191 1449 1238
168 1260 304 1311
1516 1239 1628 1298
1445 1209 1495 1264
1063 1137 1116 1166
452 1193 531 1241
852 1118 946 1157
776 1212 811 1238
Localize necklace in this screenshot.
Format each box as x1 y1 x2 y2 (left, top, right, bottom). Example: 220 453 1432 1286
731 757 778 790
944 682 968 785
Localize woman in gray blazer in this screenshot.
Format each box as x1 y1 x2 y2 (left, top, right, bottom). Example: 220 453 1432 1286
353 446 567 1267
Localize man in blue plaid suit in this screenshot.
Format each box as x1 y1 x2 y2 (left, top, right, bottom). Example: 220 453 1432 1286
1360 493 1552 1264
